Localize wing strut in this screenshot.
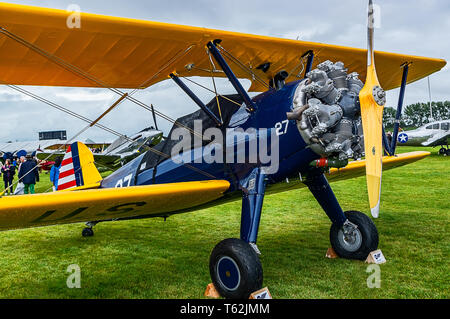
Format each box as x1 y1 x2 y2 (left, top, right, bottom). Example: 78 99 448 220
382 63 410 156
303 50 315 78
170 73 223 127
207 40 257 112
389 63 410 155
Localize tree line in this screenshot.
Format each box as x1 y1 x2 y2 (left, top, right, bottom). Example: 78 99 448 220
383 101 450 129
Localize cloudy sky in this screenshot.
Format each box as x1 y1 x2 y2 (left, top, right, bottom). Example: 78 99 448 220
0 0 449 143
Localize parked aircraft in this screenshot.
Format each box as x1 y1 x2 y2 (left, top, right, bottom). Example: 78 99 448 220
397 120 450 155
0 1 445 299
0 139 64 160
37 127 163 170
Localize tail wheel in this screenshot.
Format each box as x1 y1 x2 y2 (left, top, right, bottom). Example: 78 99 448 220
209 238 263 299
330 211 379 260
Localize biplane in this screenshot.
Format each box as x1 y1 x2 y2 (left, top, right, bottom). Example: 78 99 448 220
0 2 446 299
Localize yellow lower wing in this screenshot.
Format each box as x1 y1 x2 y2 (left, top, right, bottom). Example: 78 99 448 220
327 151 430 183
0 180 230 231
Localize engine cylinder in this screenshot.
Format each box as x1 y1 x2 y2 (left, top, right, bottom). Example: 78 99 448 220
290 61 365 161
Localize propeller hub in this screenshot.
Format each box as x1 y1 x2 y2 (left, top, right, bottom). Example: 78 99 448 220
373 86 386 106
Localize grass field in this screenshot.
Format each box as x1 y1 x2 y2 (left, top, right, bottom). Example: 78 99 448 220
0 146 448 299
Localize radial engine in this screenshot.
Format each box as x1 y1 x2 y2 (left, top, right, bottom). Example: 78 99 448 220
288 60 367 163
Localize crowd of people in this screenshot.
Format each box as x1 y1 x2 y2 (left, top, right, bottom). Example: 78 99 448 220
0 153 62 195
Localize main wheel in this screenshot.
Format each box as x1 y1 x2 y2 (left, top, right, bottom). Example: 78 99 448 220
209 238 263 299
82 228 94 237
330 211 379 260
439 148 447 156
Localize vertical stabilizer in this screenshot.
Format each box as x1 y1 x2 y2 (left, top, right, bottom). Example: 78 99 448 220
58 142 102 191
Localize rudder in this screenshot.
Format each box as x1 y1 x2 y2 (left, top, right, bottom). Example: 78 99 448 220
58 142 102 191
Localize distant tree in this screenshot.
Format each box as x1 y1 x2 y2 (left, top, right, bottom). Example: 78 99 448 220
432 101 450 120
382 101 449 129
404 103 427 127
383 107 397 128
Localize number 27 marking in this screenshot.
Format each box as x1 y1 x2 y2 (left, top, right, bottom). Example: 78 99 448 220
275 120 289 136
115 174 133 188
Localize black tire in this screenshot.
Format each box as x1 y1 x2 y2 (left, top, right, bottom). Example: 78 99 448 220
209 238 263 299
446 149 450 157
82 228 94 237
330 211 379 261
439 148 447 156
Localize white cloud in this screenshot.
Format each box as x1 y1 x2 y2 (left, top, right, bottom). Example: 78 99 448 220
283 24 332 41
55 90 115 102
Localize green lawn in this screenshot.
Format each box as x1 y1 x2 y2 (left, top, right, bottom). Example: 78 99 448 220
0 146 448 299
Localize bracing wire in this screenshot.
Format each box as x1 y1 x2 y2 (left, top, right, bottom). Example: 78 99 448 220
0 27 217 182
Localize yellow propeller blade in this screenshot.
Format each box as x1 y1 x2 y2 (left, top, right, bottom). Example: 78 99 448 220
359 0 386 218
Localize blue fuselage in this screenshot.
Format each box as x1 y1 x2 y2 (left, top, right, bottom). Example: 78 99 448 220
102 80 320 206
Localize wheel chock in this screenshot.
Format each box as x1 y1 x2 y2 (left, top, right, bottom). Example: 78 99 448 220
326 247 339 259
249 287 272 299
204 283 221 299
365 249 386 264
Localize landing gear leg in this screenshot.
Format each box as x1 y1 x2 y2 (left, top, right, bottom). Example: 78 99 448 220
439 142 450 156
209 168 266 299
305 168 379 260
82 222 97 237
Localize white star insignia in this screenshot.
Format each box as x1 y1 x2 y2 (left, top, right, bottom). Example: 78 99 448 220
399 134 408 143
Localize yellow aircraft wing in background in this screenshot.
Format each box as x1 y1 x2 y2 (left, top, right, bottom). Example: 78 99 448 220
0 180 230 231
0 3 446 92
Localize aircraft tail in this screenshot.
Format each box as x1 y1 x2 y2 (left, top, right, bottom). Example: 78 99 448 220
58 142 103 191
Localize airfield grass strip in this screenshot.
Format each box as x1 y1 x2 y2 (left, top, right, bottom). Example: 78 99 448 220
0 146 448 299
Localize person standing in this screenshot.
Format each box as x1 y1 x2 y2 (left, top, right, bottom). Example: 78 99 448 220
12 156 18 168
18 154 40 195
50 157 62 191
1 159 15 195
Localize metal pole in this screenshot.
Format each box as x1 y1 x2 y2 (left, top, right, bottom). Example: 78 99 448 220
150 104 159 131
428 77 434 121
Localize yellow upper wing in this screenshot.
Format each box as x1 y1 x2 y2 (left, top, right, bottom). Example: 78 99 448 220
0 3 445 91
0 180 230 231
